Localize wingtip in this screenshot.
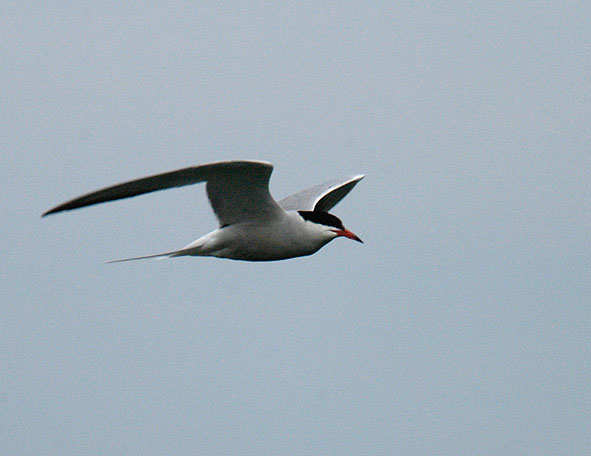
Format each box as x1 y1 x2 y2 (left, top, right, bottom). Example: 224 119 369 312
42 206 63 217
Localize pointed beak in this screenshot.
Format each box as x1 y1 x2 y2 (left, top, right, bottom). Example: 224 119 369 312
333 229 363 243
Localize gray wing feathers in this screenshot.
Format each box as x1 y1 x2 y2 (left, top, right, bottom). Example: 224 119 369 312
43 166 210 216
42 160 279 226
205 161 281 225
278 175 364 212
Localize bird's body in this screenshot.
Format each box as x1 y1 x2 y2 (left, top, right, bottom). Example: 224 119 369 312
172 211 333 261
43 160 364 262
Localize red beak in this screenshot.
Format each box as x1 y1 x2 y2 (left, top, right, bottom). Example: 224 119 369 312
333 229 363 243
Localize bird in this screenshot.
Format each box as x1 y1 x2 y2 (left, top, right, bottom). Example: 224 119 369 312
43 160 364 262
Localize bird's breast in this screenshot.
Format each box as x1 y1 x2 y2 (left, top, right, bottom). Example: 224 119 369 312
212 217 326 261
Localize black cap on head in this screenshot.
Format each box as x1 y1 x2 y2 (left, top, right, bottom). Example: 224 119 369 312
298 211 345 230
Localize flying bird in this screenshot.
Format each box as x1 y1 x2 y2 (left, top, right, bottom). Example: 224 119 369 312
43 160 364 262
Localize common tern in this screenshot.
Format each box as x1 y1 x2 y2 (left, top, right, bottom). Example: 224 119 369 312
43 160 364 262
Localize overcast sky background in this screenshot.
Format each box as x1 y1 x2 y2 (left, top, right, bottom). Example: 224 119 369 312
2 2 590 455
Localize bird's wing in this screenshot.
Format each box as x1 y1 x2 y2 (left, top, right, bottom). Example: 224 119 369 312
43 160 285 226
278 175 364 212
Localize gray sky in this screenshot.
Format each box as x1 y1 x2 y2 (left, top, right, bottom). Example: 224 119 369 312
2 2 590 455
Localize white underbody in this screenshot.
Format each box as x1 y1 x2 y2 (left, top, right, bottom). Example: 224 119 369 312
173 211 337 261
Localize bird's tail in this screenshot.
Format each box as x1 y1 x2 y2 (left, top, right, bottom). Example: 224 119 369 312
106 247 198 264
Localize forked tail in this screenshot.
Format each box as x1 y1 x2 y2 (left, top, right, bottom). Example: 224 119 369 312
106 247 198 264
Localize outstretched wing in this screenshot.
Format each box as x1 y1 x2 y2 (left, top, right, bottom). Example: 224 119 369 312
279 175 364 212
43 160 285 226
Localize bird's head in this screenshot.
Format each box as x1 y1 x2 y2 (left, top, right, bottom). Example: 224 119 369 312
298 211 363 244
